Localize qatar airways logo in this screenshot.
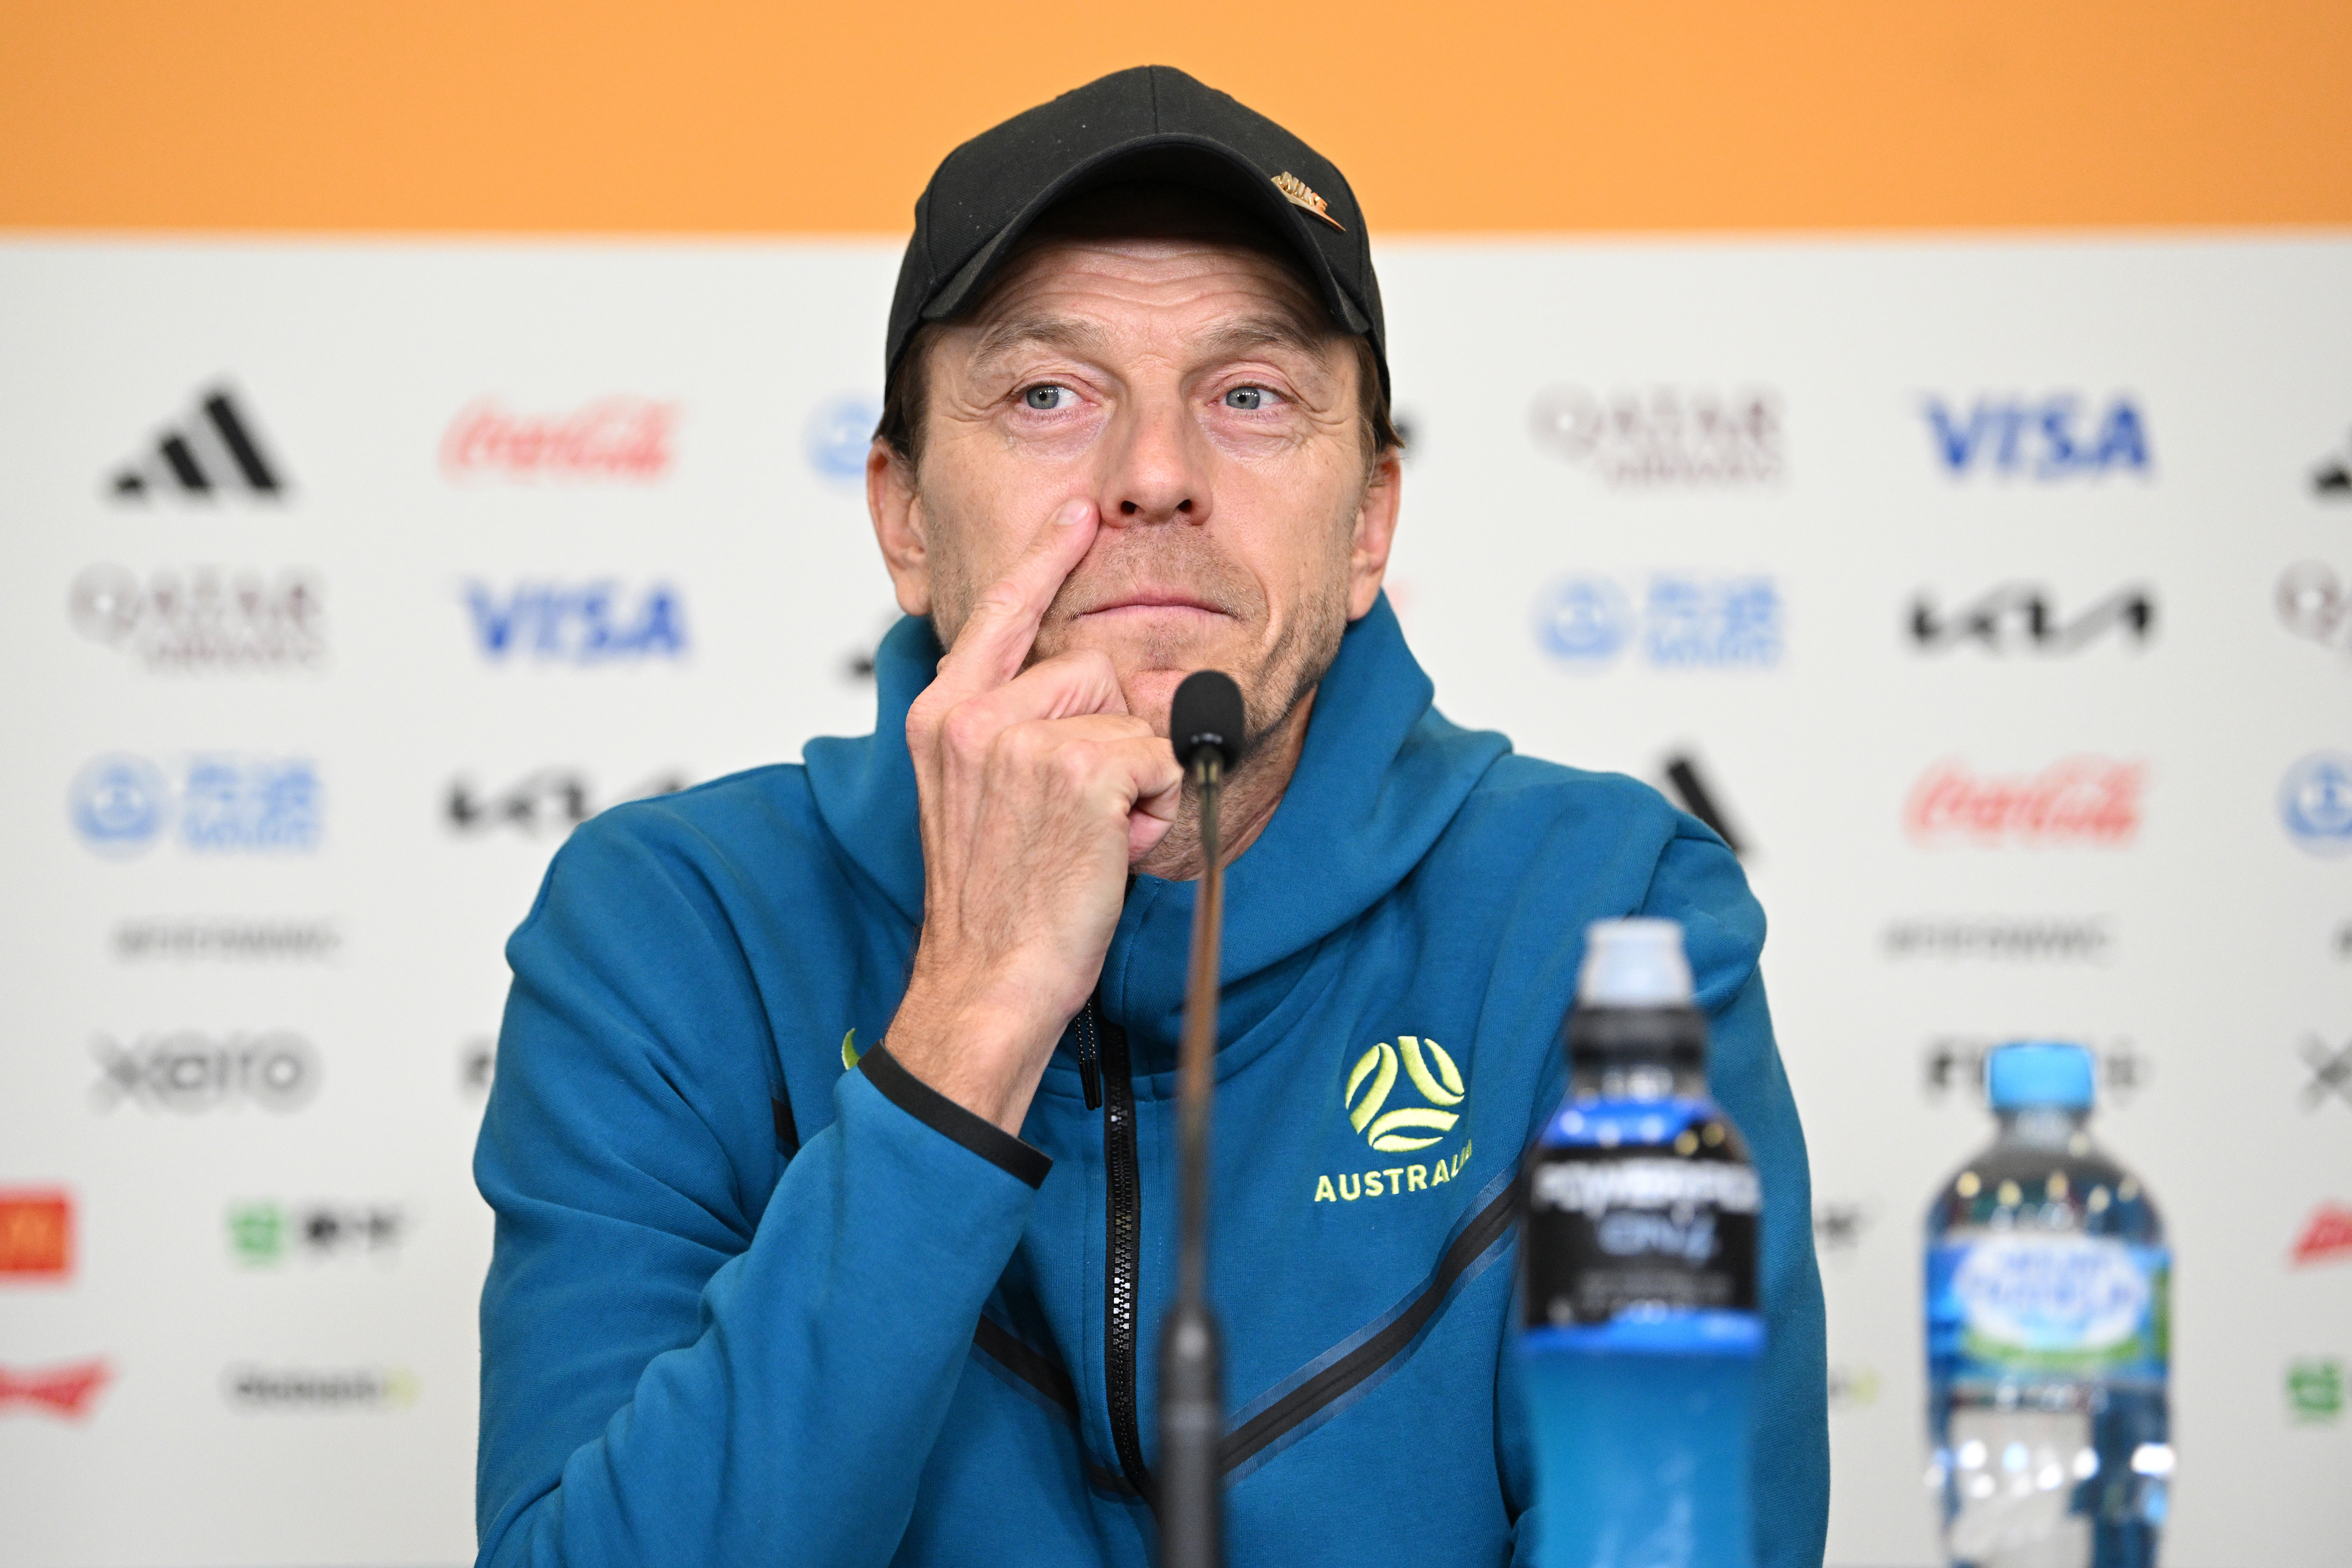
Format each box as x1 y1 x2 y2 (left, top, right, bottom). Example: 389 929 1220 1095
441 396 676 482
1530 385 1783 487
1905 757 2145 847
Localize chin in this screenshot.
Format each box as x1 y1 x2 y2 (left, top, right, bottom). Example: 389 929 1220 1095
1051 617 1249 733
1114 667 1190 734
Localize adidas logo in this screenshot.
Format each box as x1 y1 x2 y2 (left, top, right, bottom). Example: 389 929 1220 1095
109 385 287 502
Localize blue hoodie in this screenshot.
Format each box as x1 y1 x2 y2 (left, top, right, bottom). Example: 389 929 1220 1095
474 596 1829 1567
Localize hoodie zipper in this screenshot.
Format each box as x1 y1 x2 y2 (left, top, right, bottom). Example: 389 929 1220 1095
1093 995 1155 1505
1074 1000 1102 1111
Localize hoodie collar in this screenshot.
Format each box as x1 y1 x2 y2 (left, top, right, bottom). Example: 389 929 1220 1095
803 612 940 926
802 594 1511 1052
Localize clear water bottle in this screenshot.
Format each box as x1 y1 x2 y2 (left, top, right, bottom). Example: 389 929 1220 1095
1926 1041 2171 1568
1518 919 1764 1568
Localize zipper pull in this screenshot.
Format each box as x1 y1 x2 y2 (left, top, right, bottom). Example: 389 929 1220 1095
1078 999 1103 1111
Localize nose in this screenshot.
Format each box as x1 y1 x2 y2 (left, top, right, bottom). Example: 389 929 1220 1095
1101 389 1209 527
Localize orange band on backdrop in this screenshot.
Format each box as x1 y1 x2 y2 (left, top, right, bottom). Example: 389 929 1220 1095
1 0 2348 233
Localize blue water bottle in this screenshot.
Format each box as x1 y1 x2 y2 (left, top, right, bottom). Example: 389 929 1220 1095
1518 918 1764 1568
1926 1041 2170 1568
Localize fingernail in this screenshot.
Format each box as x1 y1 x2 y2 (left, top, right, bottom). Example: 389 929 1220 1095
1056 499 1090 526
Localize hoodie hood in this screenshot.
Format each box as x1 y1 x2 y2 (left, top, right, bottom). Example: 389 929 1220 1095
802 594 1512 1071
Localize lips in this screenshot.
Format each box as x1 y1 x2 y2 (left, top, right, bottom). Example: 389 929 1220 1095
1078 592 1227 618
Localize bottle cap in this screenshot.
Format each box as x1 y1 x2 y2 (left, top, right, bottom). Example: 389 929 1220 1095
1577 919 1695 1007
1986 1041 2096 1111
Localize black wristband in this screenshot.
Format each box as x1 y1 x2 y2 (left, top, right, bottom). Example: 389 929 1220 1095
860 1044 1053 1189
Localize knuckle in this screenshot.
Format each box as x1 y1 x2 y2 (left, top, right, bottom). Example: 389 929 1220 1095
972 582 1026 622
1055 741 1101 787
941 703 995 754
992 720 1047 768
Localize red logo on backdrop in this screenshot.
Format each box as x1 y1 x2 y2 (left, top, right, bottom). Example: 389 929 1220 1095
2292 1202 2352 1265
1904 756 2145 846
0 1190 71 1278
441 397 677 482
0 1359 111 1418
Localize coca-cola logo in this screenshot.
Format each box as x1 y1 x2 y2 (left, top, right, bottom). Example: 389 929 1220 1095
441 397 676 482
1904 757 2145 846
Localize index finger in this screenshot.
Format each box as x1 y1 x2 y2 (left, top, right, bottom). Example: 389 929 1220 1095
932 498 1097 698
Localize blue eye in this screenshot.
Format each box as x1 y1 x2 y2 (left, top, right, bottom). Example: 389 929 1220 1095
1224 387 1267 411
1022 385 1073 411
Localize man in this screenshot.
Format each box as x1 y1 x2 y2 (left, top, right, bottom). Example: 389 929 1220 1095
475 66 1827 1567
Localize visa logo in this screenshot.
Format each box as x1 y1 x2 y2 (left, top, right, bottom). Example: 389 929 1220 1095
1922 394 2150 480
462 581 687 664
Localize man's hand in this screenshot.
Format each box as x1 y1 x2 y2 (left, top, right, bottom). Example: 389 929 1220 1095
885 500 1185 1133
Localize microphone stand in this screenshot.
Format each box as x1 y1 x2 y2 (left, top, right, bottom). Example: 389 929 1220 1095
1158 675 1237 1568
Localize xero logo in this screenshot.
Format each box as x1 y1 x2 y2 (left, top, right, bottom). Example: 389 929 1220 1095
1344 1036 1466 1152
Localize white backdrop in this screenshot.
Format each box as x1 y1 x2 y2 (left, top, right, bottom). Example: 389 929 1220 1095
1 235 2347 1567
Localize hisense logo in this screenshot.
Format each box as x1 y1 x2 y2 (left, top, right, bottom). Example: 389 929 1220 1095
1344 1035 1465 1152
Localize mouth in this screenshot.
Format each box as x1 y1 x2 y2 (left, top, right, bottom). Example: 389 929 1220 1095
1075 591 1230 621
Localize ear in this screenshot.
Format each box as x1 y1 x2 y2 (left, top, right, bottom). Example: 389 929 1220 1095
867 439 932 617
1345 449 1403 621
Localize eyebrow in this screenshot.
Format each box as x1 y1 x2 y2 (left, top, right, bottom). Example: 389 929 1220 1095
967 315 1109 372
963 308 1341 380
1193 310 1342 366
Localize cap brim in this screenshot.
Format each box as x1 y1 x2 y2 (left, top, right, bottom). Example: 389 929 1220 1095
917 135 1374 348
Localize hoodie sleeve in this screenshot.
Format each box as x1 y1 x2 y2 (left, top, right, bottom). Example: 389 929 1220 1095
472 810 1047 1568
1640 821 1831 1568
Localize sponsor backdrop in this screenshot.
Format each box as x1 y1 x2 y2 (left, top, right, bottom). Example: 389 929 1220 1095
3 234 2347 1568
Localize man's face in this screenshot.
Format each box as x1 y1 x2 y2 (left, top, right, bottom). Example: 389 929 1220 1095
867 213 1400 743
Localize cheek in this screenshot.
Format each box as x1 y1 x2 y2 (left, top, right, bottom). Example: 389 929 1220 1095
1220 456 1362 610
1010 417 1108 465
1204 419 1310 467
920 438 1088 596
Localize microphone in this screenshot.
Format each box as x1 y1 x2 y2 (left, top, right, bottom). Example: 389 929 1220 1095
1158 670 1242 1568
1169 670 1244 777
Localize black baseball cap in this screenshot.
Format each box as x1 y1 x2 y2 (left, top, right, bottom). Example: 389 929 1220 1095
885 65 1387 399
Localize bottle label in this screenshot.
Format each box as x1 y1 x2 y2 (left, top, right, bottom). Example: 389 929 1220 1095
1928 1236 2170 1384
1520 1097 1760 1348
